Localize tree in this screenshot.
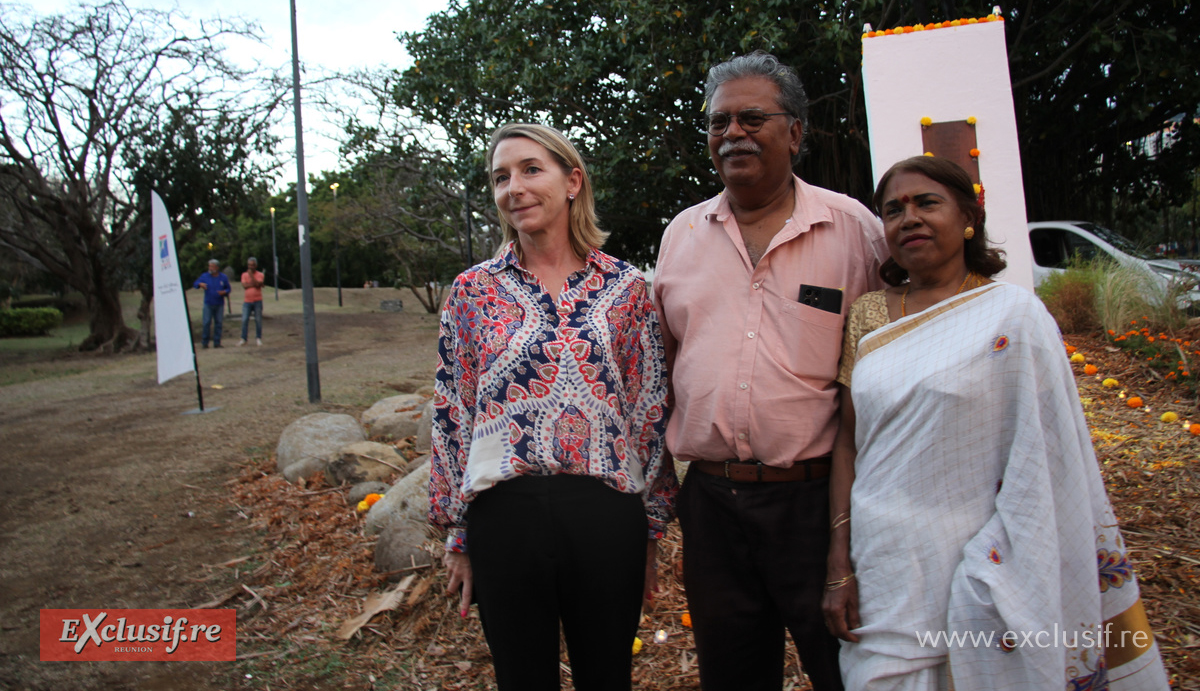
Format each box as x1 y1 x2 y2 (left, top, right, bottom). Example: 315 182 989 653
313 69 500 307
394 0 1200 263
124 101 281 346
0 0 282 351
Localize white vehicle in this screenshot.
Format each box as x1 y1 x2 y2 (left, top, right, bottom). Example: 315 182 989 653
1027 221 1200 305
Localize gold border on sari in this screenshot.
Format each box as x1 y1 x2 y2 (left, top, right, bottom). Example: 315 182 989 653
855 283 1000 364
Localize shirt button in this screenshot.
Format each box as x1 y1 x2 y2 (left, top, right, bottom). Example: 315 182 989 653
737 432 747 440
739 382 748 390
747 331 755 339
752 282 760 290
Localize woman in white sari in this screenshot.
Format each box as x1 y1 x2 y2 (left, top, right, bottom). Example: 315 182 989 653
822 156 1168 690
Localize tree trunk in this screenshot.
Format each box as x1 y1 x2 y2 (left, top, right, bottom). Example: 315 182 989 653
79 279 138 353
136 287 154 351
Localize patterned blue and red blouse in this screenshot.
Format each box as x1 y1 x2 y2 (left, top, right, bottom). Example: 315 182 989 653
429 242 676 553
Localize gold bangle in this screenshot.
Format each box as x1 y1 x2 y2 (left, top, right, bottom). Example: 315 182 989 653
830 512 851 532
825 573 856 591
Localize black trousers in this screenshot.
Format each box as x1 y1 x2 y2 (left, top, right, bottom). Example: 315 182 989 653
466 474 648 691
677 470 844 691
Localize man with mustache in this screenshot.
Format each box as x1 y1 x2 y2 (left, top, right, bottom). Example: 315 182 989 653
654 52 887 690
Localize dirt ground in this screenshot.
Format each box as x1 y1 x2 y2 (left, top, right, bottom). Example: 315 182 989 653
2 288 1197 690
0 288 441 689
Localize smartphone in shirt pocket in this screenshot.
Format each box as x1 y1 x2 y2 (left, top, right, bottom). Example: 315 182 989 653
798 284 843 315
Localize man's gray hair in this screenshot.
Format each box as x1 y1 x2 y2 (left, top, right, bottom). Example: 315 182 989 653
704 51 810 163
247 256 258 264
208 258 220 265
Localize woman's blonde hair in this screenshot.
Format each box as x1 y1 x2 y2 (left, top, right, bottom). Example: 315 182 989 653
486 123 608 259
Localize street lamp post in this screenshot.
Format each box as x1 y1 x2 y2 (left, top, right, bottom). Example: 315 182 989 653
290 0 320 402
331 182 342 307
270 206 278 301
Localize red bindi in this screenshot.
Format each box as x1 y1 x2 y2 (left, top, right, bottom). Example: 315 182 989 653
899 194 911 203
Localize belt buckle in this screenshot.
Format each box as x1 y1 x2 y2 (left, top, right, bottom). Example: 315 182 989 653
723 460 732 479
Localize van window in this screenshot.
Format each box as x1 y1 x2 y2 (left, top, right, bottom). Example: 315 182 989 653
1064 231 1100 262
1030 228 1068 268
1030 227 1103 268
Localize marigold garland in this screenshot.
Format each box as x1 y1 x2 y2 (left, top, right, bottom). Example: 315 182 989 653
862 13 1002 40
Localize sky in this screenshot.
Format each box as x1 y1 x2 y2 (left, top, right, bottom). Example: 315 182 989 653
38 0 452 185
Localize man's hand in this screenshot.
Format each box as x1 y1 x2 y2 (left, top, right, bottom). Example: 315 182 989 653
444 552 472 617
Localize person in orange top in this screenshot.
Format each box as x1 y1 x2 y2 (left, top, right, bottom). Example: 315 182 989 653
239 257 265 346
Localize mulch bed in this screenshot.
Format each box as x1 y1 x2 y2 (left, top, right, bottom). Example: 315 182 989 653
211 334 1199 690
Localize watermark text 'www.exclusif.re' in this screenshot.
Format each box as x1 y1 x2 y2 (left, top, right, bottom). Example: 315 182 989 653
915 623 1149 651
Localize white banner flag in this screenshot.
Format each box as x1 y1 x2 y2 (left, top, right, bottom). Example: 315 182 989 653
152 191 195 384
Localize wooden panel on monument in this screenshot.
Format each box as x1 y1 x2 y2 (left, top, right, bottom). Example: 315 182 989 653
921 121 980 184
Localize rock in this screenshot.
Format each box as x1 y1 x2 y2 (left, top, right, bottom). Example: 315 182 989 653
374 521 432 574
362 394 425 440
276 413 366 484
416 384 435 397
348 481 391 504
386 381 420 394
379 299 404 313
364 456 431 536
415 400 434 453
327 441 407 485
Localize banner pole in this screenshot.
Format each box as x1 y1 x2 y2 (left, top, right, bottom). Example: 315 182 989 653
181 292 205 412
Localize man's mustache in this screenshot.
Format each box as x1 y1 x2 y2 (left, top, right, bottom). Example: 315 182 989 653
718 141 761 157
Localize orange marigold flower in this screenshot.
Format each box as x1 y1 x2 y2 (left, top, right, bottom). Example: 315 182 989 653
1083 364 1098 375
681 612 693 628
1107 330 1116 336
364 493 383 507
1147 337 1155 343
1191 424 1200 436
1126 397 1143 409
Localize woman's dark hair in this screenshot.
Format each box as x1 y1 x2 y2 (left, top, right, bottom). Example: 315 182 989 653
872 155 1007 287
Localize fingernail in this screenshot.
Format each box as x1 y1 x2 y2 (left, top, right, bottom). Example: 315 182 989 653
460 608 468 618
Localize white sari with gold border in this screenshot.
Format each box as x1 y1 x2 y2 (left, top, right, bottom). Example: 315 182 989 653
841 282 1167 690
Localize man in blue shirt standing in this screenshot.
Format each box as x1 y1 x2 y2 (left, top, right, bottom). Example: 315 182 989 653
193 259 232 348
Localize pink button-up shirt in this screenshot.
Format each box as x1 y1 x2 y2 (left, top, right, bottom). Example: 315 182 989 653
654 176 887 467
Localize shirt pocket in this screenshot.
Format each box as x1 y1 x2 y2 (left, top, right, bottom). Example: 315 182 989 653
772 297 845 381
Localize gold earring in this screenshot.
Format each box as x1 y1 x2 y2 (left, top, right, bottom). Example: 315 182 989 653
963 226 975 240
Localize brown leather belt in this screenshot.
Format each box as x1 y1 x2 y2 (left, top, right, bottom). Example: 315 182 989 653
692 457 832 482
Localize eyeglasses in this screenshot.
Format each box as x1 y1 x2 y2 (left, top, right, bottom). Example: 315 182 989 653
705 109 791 136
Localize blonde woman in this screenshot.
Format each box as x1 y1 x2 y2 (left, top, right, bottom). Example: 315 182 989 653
429 123 676 691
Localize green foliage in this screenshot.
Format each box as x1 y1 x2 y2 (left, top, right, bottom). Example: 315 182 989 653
0 307 63 336
1093 262 1157 336
398 0 881 265
393 0 1200 265
1036 260 1105 335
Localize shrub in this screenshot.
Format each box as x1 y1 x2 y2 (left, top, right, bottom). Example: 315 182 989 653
1036 260 1104 335
0 307 64 336
1093 263 1155 336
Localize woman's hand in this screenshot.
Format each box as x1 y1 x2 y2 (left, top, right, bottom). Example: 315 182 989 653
444 552 472 617
644 540 660 602
821 563 861 642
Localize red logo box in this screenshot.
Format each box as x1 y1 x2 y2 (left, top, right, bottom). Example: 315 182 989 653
40 609 236 661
